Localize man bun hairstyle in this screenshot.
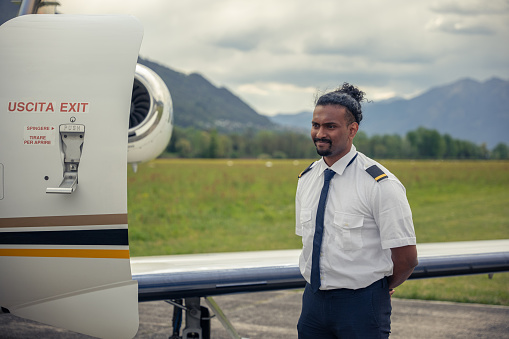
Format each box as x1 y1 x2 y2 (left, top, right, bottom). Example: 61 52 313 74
315 82 366 125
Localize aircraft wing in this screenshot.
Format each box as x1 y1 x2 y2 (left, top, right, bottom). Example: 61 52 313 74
132 239 509 301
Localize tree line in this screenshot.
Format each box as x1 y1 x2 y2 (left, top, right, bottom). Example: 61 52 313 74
164 126 509 160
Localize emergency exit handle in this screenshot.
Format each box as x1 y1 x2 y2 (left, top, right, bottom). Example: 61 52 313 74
46 124 85 194
46 172 77 194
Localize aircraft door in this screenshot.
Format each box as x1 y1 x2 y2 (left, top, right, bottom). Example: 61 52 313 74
0 15 143 338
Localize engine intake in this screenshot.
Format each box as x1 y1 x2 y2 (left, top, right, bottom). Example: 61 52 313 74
127 64 173 167
130 78 151 130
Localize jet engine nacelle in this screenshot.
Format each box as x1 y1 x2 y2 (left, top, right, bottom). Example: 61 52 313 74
128 64 173 170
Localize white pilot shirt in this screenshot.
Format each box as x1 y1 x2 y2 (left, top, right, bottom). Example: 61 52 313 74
296 145 416 290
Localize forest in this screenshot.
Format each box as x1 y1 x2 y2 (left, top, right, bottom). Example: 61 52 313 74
164 126 509 160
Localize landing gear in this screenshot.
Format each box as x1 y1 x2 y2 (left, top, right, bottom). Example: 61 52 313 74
166 298 211 339
166 297 247 339
181 298 210 339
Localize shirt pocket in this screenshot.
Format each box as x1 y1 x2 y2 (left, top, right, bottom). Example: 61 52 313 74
333 212 364 250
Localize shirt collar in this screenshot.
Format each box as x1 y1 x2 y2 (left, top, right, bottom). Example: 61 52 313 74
317 145 357 176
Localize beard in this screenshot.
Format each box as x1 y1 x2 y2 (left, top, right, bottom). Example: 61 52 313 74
316 148 332 157
314 138 332 157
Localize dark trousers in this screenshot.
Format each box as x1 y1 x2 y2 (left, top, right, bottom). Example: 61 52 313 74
297 278 392 339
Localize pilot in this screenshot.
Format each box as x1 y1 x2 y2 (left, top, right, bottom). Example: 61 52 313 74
295 83 418 338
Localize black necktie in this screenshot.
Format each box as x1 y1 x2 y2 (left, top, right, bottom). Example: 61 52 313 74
311 168 336 293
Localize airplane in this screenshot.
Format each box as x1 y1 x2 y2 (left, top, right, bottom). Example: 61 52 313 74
1 4 508 339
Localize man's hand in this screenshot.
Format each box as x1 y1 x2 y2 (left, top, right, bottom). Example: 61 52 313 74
388 245 418 291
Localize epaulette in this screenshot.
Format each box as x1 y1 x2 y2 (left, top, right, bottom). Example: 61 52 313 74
365 165 388 182
298 162 315 178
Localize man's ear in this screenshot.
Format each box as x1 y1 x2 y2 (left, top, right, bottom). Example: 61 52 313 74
349 122 359 139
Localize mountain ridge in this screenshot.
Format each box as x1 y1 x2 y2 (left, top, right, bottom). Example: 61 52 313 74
138 58 274 131
270 77 509 147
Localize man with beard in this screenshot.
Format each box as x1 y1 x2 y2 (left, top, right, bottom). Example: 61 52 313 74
295 83 418 338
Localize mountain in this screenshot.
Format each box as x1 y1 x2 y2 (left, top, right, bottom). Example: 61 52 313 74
269 111 311 133
269 78 509 148
138 58 274 131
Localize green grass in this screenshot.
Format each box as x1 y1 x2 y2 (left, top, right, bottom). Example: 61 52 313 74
395 273 509 306
385 160 509 243
127 159 509 305
128 159 304 255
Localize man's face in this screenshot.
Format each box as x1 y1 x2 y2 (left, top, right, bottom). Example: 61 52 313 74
311 105 358 166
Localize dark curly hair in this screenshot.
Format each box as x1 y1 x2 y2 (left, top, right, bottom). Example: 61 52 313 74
315 82 366 125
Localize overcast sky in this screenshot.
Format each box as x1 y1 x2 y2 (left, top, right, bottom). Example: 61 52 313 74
59 0 509 116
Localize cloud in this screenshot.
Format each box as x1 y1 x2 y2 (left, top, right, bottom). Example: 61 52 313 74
430 0 509 15
426 17 496 35
235 82 317 115
303 37 436 65
213 29 269 51
426 0 509 35
58 0 509 114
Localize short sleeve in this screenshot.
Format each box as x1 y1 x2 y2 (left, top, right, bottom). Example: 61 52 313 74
371 179 416 249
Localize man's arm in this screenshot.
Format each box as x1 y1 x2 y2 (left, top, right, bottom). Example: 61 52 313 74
388 245 418 290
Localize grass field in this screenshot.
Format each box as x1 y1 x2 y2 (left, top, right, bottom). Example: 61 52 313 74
127 159 509 305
